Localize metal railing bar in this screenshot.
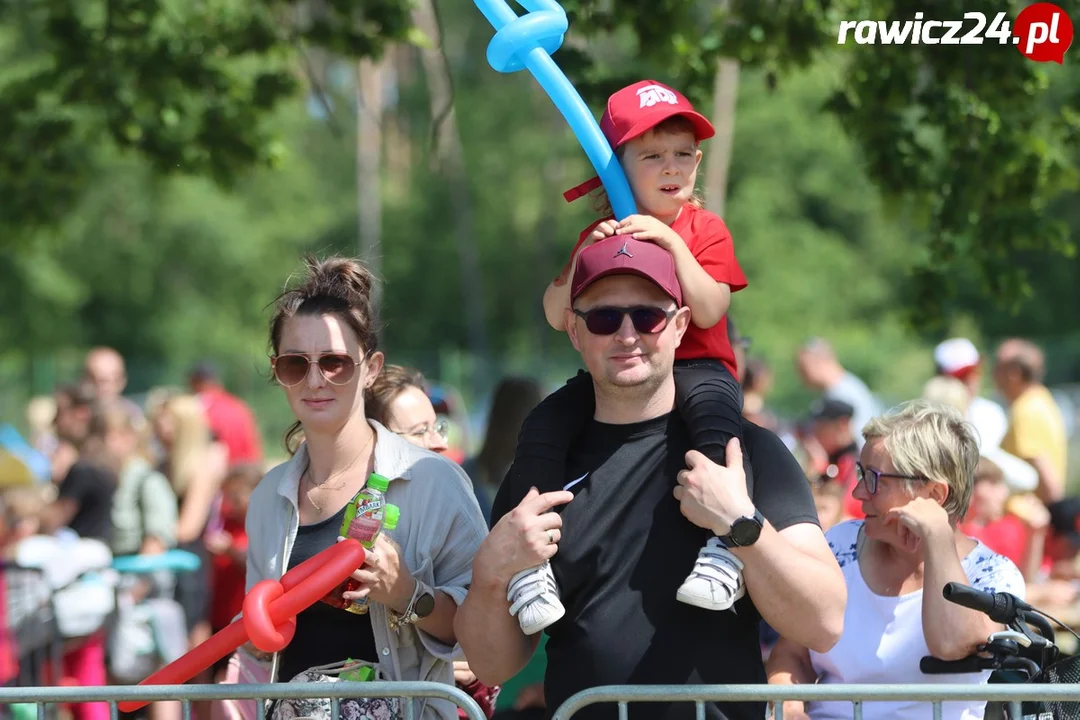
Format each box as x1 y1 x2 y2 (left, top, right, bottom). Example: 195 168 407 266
0 682 485 720
551 684 1080 719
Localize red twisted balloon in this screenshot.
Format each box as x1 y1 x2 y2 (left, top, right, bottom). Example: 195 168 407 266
118 539 366 712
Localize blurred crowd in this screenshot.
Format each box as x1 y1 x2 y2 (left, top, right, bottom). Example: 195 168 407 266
0 326 1076 718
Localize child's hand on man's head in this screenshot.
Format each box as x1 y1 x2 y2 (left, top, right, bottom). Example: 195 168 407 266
589 220 618 243
615 214 684 252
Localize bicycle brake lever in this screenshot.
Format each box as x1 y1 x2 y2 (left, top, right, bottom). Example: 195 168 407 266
1010 615 1052 649
988 630 1033 648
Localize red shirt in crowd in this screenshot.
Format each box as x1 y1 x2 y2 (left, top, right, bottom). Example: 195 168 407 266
959 515 1030 570
199 387 262 467
210 514 249 632
558 204 748 377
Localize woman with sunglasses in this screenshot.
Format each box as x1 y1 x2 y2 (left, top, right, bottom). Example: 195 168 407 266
242 256 488 720
767 400 1025 720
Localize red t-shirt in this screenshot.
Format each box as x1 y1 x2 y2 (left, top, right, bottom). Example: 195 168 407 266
210 515 249 631
558 204 748 376
200 388 263 467
959 515 1030 569
834 455 865 521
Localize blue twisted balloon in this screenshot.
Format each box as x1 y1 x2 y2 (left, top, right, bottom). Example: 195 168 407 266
473 0 637 220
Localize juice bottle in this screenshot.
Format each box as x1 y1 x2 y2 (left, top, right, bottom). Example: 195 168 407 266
343 502 398 615
319 474 400 614
340 473 391 546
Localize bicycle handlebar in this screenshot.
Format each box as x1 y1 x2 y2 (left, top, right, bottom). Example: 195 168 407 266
922 582 1061 679
942 582 1055 644
920 655 990 674
943 582 1029 624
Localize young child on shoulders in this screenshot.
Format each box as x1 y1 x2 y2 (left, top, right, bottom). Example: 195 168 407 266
507 80 751 635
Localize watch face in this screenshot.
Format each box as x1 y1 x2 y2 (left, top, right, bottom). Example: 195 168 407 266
414 592 436 618
732 516 762 546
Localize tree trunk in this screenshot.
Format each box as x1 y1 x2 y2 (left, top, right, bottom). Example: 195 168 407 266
704 57 739 217
385 46 415 187
411 0 489 378
356 56 387 318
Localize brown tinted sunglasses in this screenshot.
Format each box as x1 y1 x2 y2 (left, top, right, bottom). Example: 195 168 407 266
271 353 364 387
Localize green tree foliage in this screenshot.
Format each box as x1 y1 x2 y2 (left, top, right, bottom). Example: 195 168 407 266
0 0 414 237
4 0 1077 323
2 0 1079 431
558 0 1080 326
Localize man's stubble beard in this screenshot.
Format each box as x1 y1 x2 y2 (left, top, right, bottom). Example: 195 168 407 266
597 359 669 402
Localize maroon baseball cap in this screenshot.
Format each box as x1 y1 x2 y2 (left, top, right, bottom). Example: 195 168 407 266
564 80 716 203
571 236 683 306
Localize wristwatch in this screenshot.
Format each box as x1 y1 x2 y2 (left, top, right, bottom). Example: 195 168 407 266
391 579 435 631
722 509 765 547
410 580 436 620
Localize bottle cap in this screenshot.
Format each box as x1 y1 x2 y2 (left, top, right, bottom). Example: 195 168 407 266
383 504 400 530
367 473 390 492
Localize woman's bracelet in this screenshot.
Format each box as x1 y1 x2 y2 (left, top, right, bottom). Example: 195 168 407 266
389 578 435 632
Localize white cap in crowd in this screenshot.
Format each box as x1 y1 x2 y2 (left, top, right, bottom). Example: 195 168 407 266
934 338 981 379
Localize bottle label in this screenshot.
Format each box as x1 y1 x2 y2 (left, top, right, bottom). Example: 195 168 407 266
346 515 382 546
355 499 383 516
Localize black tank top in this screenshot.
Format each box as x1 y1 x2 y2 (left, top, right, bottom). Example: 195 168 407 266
276 503 377 681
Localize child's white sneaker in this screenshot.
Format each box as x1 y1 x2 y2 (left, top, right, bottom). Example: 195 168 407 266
507 560 565 635
676 537 745 611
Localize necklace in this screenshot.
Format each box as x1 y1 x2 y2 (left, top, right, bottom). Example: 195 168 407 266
303 428 376 513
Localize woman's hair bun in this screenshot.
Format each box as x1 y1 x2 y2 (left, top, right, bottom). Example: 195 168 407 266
300 255 377 306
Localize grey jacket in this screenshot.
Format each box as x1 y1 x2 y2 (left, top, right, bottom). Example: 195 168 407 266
245 421 488 719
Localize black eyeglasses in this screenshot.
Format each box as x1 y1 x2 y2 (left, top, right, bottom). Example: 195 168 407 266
855 462 924 495
572 306 677 336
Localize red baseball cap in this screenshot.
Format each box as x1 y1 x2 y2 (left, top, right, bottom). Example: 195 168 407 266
571 236 683 306
564 80 716 203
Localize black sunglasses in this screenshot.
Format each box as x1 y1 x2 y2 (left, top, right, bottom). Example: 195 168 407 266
855 462 924 495
573 306 677 335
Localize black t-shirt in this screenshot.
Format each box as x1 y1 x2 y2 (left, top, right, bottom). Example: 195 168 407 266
492 415 819 720
277 504 377 682
58 461 115 541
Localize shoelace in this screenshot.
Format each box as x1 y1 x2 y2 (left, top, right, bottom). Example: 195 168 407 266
687 538 745 586
507 563 559 617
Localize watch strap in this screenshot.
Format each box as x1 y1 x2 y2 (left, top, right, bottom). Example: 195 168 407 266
725 508 765 546
391 578 434 631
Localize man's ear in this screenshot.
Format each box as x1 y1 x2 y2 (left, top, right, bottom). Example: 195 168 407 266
671 306 692 347
565 309 583 353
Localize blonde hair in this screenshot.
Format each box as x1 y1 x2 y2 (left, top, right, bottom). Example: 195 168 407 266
593 116 706 218
861 400 979 522
26 396 57 437
3 486 49 523
154 393 212 497
921 375 971 415
90 400 152 470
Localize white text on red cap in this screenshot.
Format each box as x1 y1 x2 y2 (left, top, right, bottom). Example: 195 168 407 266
637 85 679 108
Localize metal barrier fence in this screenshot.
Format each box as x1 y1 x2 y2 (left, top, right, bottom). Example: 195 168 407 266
551 684 1080 719
0 682 486 720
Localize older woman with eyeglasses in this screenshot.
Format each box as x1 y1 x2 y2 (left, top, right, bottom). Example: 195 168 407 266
365 365 450 454
363 364 500 719
767 400 1025 720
